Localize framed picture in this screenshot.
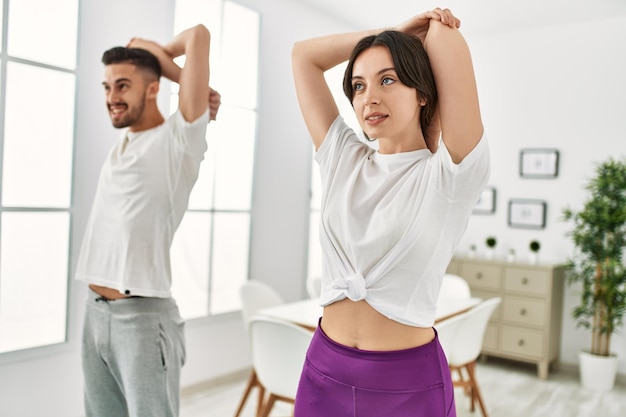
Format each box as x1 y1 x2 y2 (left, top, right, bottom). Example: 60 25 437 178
520 149 559 178
508 199 547 229
473 187 496 214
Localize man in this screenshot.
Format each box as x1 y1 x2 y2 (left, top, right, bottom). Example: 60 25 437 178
76 24 220 417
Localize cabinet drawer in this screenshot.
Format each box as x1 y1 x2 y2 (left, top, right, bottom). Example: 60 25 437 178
460 263 502 290
502 297 546 327
446 260 461 275
483 323 499 351
504 267 550 297
500 327 544 359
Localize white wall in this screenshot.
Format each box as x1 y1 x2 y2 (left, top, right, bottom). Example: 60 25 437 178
1 1 625 416
459 16 626 374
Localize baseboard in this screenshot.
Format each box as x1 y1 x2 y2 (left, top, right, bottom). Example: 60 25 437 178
557 361 626 386
481 355 626 387
181 367 251 398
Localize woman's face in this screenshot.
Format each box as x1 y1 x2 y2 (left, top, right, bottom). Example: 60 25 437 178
350 46 423 152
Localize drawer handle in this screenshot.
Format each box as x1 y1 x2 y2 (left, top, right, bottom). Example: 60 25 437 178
476 272 483 280
522 277 529 285
520 308 527 316
518 339 525 347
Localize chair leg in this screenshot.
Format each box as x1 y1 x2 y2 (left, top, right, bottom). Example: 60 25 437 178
234 369 264 417
451 365 473 410
258 393 278 417
465 361 489 417
456 367 472 406
256 385 266 417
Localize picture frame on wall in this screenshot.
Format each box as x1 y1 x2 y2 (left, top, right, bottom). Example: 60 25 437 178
519 148 559 178
508 199 547 229
473 186 496 214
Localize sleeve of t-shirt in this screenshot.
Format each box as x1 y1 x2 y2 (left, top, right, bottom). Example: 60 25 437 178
431 134 491 203
314 115 370 182
172 108 209 156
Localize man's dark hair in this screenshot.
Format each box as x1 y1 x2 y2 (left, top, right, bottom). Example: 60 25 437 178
343 31 437 143
101 47 162 81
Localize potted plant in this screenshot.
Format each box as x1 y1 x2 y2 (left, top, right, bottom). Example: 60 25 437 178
529 240 540 264
562 157 626 391
485 236 496 260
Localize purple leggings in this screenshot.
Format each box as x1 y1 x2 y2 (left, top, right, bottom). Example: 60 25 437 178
294 322 456 417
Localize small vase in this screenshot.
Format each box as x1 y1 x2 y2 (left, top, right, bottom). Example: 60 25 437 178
529 252 539 265
486 248 494 260
506 251 515 263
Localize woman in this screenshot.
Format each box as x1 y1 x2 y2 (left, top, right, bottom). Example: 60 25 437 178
291 8 490 417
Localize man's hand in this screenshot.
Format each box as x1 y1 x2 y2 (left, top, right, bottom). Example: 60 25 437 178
208 87 221 121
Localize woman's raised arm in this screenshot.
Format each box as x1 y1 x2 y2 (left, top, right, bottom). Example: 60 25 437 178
292 29 378 150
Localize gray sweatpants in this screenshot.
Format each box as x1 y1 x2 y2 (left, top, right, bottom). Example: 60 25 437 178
82 289 186 417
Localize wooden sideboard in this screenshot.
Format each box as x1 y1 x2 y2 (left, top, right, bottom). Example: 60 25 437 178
446 257 565 379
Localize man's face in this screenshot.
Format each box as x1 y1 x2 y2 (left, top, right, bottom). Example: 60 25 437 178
102 63 147 129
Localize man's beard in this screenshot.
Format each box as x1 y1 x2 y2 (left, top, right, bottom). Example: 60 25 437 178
111 94 146 128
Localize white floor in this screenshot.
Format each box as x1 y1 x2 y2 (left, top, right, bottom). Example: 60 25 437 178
180 358 626 417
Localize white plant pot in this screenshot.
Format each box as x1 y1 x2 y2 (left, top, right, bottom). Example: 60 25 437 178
486 248 495 260
579 350 618 391
529 252 539 265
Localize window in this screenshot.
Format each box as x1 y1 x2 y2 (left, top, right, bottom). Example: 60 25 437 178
0 0 79 353
170 0 259 319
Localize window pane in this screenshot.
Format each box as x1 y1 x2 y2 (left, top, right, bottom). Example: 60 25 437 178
174 0 223 73
210 212 250 314
219 1 259 108
7 0 78 69
187 128 216 211
0 212 69 353
213 106 256 210
2 62 75 208
172 0 259 320
171 212 211 319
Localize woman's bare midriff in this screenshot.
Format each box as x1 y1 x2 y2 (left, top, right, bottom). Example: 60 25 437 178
321 298 435 351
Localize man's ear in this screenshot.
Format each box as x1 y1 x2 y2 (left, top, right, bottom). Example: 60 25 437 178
146 80 160 100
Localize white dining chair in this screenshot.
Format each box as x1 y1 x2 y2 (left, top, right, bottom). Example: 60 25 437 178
438 273 472 302
436 297 502 417
248 316 313 417
235 280 285 417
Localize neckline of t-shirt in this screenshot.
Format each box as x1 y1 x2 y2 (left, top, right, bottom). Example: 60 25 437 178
370 148 431 164
126 129 149 142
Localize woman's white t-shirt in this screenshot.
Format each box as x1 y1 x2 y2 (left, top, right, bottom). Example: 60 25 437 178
316 116 490 327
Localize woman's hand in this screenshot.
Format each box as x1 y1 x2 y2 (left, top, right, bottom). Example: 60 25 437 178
395 8 460 42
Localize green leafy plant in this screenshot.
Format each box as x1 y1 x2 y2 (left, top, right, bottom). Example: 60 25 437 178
562 158 626 357
529 240 541 252
485 236 497 248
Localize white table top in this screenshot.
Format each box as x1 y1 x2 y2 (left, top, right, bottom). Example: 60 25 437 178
258 296 481 330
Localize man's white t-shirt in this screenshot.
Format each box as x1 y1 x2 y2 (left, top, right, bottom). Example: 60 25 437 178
316 116 490 327
75 109 209 298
